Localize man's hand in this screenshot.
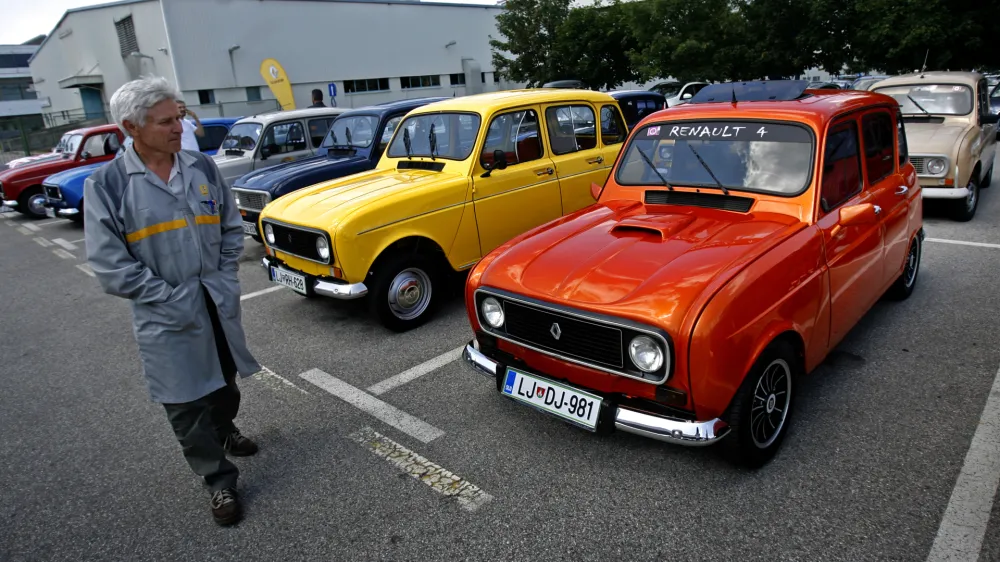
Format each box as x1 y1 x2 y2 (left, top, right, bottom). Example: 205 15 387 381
187 108 205 136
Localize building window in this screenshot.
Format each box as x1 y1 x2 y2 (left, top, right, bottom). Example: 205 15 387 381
246 86 262 101
343 78 390 94
0 54 32 68
114 15 139 58
400 75 441 89
494 72 500 83
198 89 215 104
450 73 466 86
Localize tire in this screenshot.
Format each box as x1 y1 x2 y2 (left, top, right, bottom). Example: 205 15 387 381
250 234 263 244
952 175 980 222
17 186 47 219
885 231 922 301
367 252 441 332
722 339 799 469
982 163 993 188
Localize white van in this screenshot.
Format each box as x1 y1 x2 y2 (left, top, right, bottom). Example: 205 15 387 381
213 106 347 187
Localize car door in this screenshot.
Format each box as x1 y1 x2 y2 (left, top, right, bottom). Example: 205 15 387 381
976 78 998 162
816 116 886 348
473 106 562 255
860 108 911 286
255 119 310 170
599 104 628 178
541 102 609 215
307 117 335 151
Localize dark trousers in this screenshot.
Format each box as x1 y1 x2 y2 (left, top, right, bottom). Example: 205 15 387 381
162 289 241 492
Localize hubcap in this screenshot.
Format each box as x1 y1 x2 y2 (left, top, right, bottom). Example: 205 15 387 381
387 267 432 321
967 181 978 212
904 236 920 288
28 194 46 216
751 359 791 449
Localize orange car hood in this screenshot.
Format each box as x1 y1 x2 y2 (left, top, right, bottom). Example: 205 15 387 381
480 200 805 334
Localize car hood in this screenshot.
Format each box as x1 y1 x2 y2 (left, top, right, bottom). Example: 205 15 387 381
44 161 105 186
212 151 250 167
479 200 804 334
235 153 367 190
263 168 465 229
0 156 70 182
903 122 970 152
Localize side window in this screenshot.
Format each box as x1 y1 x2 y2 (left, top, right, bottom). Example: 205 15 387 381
378 116 402 154
861 111 895 185
198 125 229 152
81 134 106 157
600 105 627 145
544 105 597 155
896 111 908 166
261 121 307 155
308 118 334 148
820 120 863 212
481 109 542 167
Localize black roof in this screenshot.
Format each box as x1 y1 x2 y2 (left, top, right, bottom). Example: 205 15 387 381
342 97 449 118
608 90 666 102
688 80 812 104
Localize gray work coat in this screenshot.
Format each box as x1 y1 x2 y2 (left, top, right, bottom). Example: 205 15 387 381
84 146 261 404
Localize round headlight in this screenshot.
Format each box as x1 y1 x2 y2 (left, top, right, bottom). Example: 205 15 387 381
927 157 946 175
629 335 664 373
264 223 275 244
481 297 504 328
316 236 330 260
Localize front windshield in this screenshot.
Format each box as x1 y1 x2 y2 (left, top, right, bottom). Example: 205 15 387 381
615 120 814 195
324 115 379 149
221 123 263 151
874 84 974 115
386 112 481 160
56 134 84 154
654 83 682 97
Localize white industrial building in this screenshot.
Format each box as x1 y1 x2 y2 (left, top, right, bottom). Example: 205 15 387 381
29 0 517 125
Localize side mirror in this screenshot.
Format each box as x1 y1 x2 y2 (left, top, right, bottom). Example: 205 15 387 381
981 112 1000 125
492 149 508 170
680 92 692 100
259 146 272 160
590 182 603 200
80 151 91 160
839 202 877 226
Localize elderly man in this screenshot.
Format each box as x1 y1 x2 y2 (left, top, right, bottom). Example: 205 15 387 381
84 76 260 526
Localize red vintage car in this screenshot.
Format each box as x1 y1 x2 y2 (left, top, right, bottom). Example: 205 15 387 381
462 81 923 467
0 124 123 218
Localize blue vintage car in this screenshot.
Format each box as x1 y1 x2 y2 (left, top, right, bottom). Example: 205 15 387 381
41 117 240 222
231 97 447 241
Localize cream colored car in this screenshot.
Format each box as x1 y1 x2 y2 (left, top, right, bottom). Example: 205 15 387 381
872 71 999 221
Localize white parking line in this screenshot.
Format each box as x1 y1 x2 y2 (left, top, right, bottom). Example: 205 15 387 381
22 222 40 232
926 362 1000 562
252 366 309 394
33 237 53 247
52 249 75 260
350 427 492 512
925 238 1000 250
75 264 95 277
69 238 85 244
367 346 464 396
240 286 282 301
38 219 70 227
51 238 77 251
16 226 31 235
299 368 445 443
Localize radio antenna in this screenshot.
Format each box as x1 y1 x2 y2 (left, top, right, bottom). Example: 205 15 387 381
920 49 929 76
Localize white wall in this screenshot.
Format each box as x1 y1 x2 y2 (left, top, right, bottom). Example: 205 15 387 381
161 0 519 109
29 0 175 125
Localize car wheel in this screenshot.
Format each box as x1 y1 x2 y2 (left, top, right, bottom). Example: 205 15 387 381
18 186 47 219
982 163 994 188
368 253 441 332
722 339 799 469
952 176 980 222
885 231 921 300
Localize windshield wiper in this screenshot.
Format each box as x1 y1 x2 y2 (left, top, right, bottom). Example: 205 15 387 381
428 124 437 160
906 95 930 115
686 143 730 195
326 129 356 152
634 144 674 191
403 128 412 159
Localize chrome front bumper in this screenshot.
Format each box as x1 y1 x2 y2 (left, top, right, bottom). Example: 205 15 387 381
2 200 17 207
261 256 367 300
921 187 970 199
57 208 80 217
462 342 729 447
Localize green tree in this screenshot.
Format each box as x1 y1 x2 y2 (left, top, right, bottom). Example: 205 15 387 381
552 1 640 90
490 0 573 86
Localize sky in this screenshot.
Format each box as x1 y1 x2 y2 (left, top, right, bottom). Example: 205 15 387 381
0 0 498 46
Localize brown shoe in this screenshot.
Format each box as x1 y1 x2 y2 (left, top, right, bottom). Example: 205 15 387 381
223 429 258 457
210 488 242 526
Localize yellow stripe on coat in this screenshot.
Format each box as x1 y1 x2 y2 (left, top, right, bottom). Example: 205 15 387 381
126 215 222 243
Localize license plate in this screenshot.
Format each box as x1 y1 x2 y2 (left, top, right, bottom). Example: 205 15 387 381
45 207 56 218
270 266 307 295
501 368 602 430
242 221 257 235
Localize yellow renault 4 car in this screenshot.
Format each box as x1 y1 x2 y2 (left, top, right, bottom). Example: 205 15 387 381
258 89 630 331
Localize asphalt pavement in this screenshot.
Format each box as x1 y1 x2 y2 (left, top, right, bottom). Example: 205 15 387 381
2 162 1000 562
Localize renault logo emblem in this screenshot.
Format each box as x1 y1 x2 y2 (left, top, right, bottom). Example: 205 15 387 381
550 323 562 340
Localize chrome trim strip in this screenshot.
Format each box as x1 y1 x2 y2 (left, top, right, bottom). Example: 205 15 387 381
2 200 18 207
314 279 368 299
57 208 80 216
462 343 498 378
457 259 480 270
472 178 555 202
614 407 728 446
474 287 672 385
356 200 466 236
259 217 331 265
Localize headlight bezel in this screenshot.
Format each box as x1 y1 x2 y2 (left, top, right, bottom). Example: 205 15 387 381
481 297 504 328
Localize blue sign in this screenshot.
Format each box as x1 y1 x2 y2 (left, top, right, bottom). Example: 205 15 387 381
328 83 337 98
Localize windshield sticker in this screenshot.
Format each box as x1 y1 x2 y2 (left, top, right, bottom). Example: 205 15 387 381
647 126 661 136
642 122 811 143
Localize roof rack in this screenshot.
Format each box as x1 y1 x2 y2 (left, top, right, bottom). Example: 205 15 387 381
688 80 812 104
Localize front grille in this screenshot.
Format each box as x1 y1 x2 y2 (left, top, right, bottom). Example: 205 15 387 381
910 157 925 175
44 184 62 200
265 222 326 263
644 190 754 212
233 189 270 212
502 300 624 369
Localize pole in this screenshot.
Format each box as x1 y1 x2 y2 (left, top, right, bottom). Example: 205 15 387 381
16 117 29 156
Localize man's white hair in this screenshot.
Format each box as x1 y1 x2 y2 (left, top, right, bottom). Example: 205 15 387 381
109 75 182 136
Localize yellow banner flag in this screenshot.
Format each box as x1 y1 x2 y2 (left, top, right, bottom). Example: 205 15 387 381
260 58 296 111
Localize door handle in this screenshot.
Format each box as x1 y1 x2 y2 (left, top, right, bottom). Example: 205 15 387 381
895 185 909 195
874 204 882 215
587 156 604 164
535 167 554 176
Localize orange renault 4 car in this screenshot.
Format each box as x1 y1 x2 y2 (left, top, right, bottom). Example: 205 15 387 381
461 80 923 467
